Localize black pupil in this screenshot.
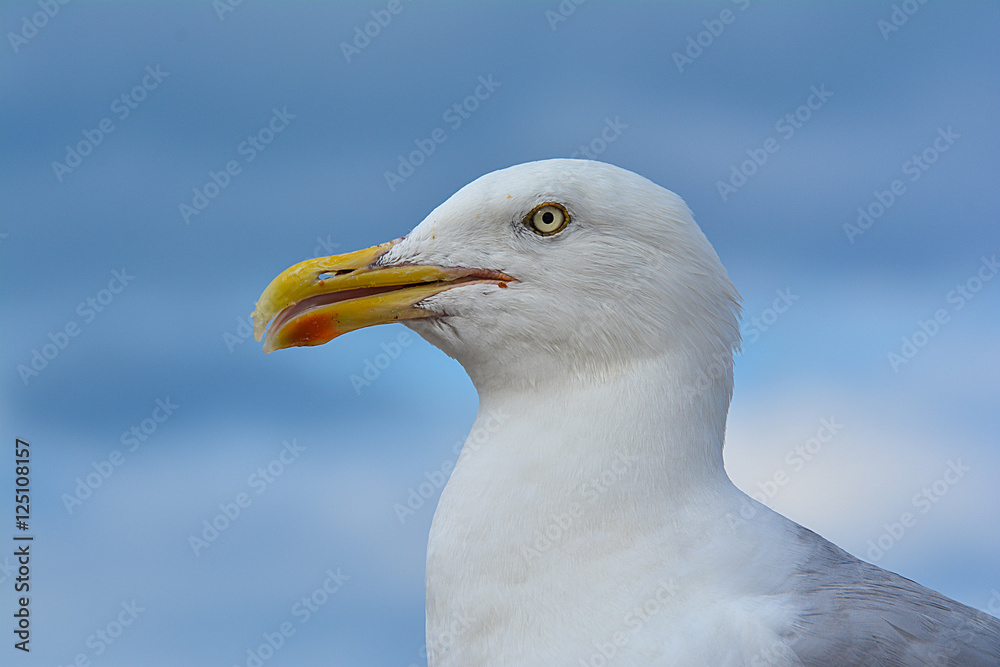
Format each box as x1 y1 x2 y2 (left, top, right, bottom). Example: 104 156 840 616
541 211 554 225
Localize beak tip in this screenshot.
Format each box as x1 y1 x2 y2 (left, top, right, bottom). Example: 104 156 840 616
251 310 268 343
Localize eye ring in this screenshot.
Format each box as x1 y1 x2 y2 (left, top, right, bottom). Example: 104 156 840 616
525 202 570 236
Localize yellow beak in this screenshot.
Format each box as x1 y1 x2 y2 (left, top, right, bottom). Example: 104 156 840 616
253 239 513 353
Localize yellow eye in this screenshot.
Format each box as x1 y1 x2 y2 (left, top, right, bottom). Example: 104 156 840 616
526 203 569 236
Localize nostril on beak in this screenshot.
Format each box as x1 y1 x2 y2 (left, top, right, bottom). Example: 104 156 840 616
318 269 353 280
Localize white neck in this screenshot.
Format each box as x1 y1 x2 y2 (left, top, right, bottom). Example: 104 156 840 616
468 349 735 499
424 353 784 665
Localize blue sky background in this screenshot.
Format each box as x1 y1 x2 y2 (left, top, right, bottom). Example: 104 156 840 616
2 1 999 665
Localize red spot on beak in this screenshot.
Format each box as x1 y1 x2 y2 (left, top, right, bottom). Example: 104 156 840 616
282 312 338 347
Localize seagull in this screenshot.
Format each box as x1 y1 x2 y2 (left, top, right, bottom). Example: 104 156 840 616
253 159 1000 666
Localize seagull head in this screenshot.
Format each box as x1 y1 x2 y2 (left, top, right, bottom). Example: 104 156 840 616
253 159 741 393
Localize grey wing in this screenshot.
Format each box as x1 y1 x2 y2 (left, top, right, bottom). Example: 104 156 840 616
782 526 1000 666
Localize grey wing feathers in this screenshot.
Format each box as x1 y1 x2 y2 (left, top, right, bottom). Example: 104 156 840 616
783 526 1000 666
